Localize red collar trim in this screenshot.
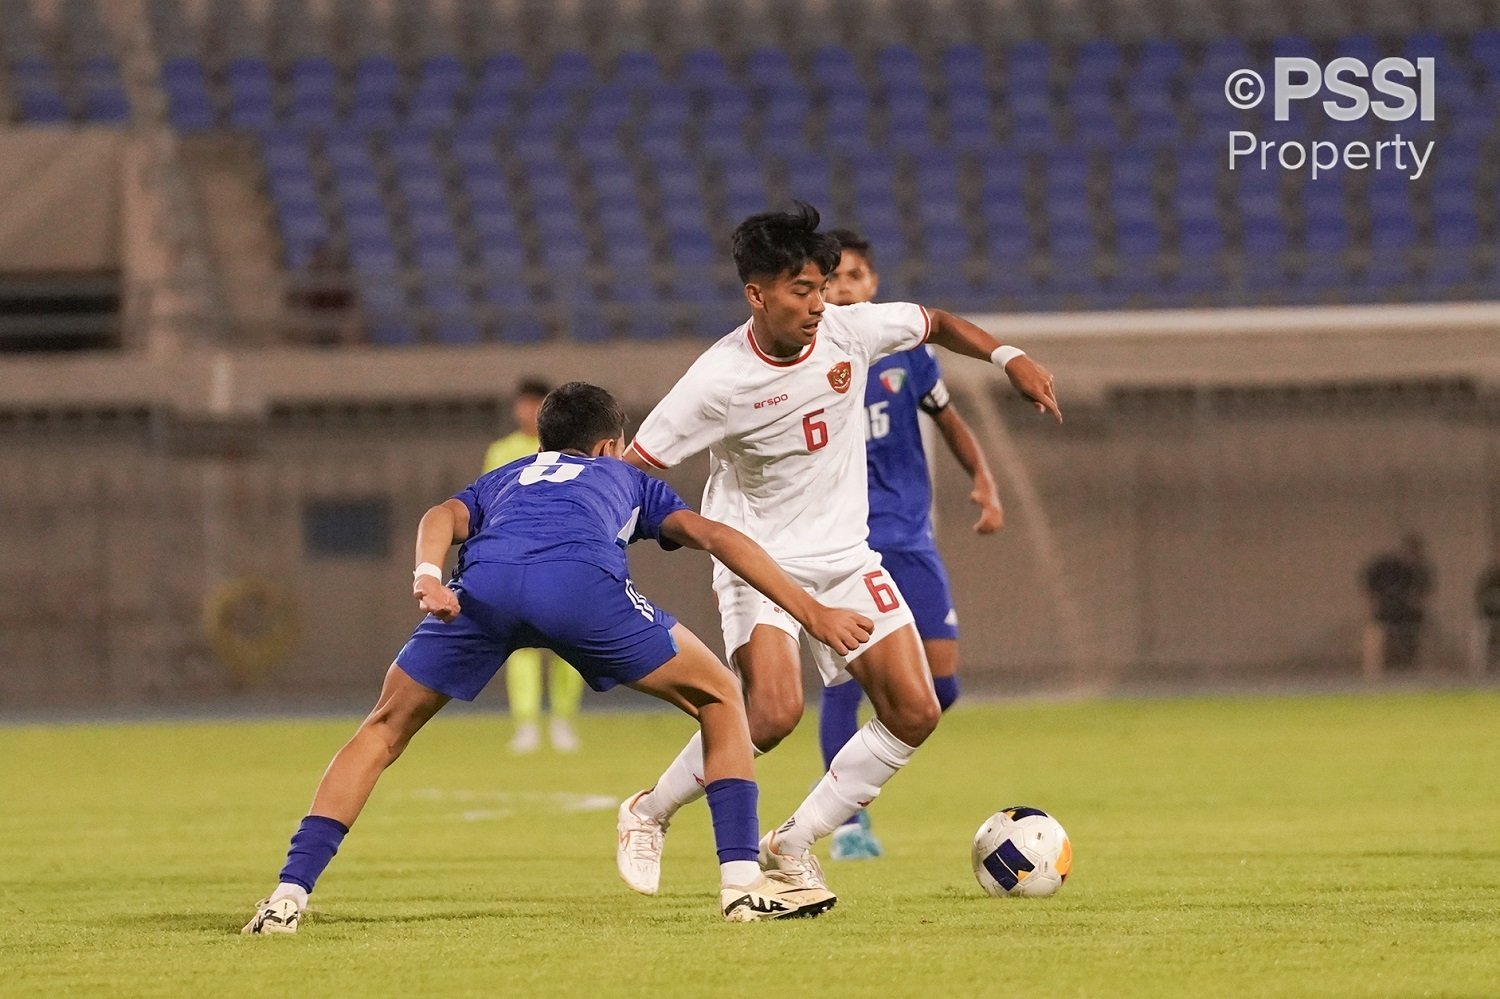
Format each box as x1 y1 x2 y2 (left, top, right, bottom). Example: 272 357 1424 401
745 321 816 367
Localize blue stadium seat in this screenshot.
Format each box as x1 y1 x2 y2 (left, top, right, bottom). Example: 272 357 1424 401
226 57 274 128
876 45 924 89
162 57 216 130
414 237 464 273
75 55 129 123
1178 214 1225 259
565 302 614 343
421 280 482 345
811 46 862 88
666 227 716 270
783 153 833 208
824 90 874 149
481 275 533 309
1073 39 1122 83
612 50 662 90
497 314 547 344
1137 39 1183 77
700 83 751 151
678 48 729 91
359 277 416 345
477 234 526 273
451 124 498 163
921 222 969 267
720 158 766 214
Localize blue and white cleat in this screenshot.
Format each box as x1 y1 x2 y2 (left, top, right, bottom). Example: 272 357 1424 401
830 812 884 861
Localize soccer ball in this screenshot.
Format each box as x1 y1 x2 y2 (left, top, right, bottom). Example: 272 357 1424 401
972 806 1072 897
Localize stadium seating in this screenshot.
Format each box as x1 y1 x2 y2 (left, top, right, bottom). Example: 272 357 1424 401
4 0 1496 343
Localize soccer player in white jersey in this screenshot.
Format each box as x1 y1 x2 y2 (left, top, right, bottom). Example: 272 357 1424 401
615 203 1060 897
816 228 1005 862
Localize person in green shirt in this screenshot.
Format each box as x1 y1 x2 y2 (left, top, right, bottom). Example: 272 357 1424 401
483 379 584 752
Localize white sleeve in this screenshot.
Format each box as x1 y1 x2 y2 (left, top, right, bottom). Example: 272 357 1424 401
842 301 932 363
630 355 730 469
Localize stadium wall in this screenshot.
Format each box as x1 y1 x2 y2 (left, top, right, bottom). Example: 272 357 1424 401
0 130 123 273
1 303 1495 708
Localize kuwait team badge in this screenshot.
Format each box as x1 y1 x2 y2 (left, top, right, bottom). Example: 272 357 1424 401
828 361 852 393
879 369 907 394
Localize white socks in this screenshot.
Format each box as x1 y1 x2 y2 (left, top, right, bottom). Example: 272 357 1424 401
772 719 916 856
721 860 761 888
635 720 917 858
270 882 309 910
634 732 708 823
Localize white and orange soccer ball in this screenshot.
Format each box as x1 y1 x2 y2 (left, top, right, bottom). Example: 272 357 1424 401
971 806 1072 898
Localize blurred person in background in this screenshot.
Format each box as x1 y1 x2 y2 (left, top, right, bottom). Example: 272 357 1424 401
483 379 584 752
1361 533 1433 677
814 228 1004 861
1473 551 1500 673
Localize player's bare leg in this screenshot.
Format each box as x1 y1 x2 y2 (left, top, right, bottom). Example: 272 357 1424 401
762 624 937 880
848 625 940 747
309 664 451 825
620 624 834 917
734 625 805 752
625 622 803 836
244 664 449 934
627 625 754 786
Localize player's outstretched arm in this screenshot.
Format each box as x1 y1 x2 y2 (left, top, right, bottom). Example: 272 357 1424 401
925 308 1062 423
932 405 1004 534
411 499 470 622
622 444 655 473
659 510 874 654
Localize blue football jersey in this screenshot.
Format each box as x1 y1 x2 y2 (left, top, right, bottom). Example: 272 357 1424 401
451 452 689 580
865 346 950 551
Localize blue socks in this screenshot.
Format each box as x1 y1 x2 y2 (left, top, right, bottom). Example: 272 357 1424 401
819 680 863 770
278 815 349 894
705 777 759 864
820 682 864 830
933 675 960 712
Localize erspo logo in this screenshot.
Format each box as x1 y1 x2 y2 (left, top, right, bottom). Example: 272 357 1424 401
1224 57 1436 179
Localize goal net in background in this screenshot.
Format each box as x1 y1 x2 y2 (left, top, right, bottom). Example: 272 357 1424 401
934 303 1498 695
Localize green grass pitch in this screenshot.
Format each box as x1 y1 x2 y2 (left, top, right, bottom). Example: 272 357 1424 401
4 690 1497 998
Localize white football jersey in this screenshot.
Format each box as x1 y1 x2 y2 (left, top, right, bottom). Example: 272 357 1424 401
632 301 931 562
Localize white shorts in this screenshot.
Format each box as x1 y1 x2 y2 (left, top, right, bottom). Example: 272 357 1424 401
712 545 918 687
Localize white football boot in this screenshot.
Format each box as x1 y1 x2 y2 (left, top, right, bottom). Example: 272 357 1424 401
241 896 300 935
758 829 830 891
720 871 837 921
616 790 668 895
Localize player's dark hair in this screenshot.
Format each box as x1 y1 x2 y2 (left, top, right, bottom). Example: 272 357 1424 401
515 378 551 400
828 228 874 267
537 382 628 453
731 201 842 284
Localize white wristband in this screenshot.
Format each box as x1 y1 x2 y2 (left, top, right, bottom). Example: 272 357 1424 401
990 345 1026 370
413 562 444 584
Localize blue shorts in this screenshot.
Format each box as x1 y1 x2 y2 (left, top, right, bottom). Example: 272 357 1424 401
877 546 959 642
395 560 679 701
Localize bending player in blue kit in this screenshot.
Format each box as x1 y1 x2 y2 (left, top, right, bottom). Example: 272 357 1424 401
243 382 869 933
818 230 1004 861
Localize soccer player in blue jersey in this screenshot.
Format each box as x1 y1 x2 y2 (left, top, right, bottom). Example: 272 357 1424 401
815 229 1004 861
243 382 871 933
